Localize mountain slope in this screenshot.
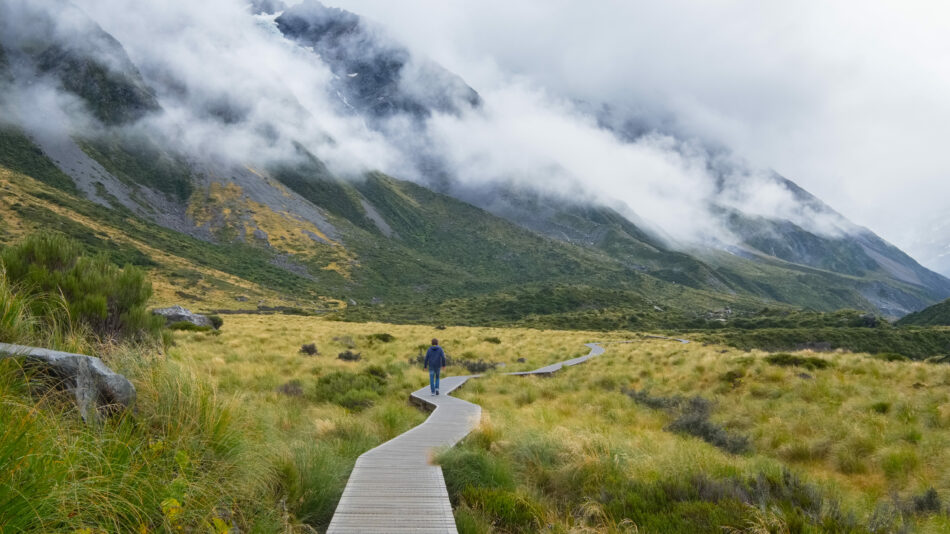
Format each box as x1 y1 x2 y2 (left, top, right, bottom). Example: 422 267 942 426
896 298 950 326
275 0 480 120
1 0 948 325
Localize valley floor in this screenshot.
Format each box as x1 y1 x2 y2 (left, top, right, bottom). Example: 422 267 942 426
165 315 950 533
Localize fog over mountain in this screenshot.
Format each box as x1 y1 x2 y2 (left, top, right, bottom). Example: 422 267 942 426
2 0 949 317
332 0 950 273
2 0 870 247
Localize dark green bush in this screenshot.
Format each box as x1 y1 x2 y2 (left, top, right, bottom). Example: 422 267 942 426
300 343 318 355
765 353 831 370
0 232 164 343
362 365 388 381
911 487 942 514
207 315 223 330
718 369 744 386
337 350 361 362
311 369 386 411
458 359 497 373
483 336 502 344
368 333 395 343
167 321 212 332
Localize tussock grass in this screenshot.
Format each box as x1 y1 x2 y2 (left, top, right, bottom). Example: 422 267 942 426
168 315 601 529
445 339 950 532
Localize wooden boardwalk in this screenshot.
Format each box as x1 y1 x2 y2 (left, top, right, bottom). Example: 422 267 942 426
327 342 606 533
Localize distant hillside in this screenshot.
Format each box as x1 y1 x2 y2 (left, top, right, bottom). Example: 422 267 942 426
896 298 950 326
1 0 949 326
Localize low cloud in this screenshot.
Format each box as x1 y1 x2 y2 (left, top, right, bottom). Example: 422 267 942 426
3 0 920 252
331 0 950 253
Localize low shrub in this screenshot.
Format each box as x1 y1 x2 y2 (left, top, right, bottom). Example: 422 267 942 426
363 365 388 381
207 315 224 330
300 343 319 356
0 232 165 344
719 369 744 386
625 389 750 454
483 336 502 344
311 369 386 411
764 353 830 370
911 487 942 514
368 333 395 343
870 401 891 414
666 398 751 454
168 321 212 332
276 380 304 397
337 350 361 362
459 359 497 373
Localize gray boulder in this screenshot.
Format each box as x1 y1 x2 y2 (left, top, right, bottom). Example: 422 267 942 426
0 342 136 423
152 305 213 328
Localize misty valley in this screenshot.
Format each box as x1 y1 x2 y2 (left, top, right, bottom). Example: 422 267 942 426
1 0 950 533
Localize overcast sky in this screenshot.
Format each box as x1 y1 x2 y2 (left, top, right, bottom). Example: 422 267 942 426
329 0 950 264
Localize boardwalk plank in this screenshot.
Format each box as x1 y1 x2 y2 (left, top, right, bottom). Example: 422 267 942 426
326 343 607 533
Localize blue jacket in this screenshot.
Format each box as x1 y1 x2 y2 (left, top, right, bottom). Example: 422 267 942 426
424 346 446 369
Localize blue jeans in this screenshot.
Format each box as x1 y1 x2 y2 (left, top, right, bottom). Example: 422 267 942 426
429 367 441 393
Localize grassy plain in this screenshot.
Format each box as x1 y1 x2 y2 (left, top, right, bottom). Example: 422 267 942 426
167 315 595 530
4 298 950 532
169 317 950 532
445 339 950 533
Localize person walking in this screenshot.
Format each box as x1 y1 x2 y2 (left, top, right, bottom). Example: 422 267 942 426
423 338 447 396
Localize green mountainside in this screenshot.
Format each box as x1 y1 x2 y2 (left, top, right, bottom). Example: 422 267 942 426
2 0 949 327
897 298 950 326
2 125 946 332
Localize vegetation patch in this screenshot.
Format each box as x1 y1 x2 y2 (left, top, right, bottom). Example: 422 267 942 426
367 332 395 343
764 353 831 370
300 343 319 356
700 327 950 360
458 358 498 374
311 368 387 411
625 389 750 454
337 350 362 362
1 232 165 345
167 321 213 333
207 314 224 329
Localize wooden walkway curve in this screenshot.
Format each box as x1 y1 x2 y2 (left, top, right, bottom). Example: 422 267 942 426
327 338 685 532
326 343 604 533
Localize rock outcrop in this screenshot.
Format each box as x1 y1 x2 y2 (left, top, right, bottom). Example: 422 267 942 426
0 343 136 422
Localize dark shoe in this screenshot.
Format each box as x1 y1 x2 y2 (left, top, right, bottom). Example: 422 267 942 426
436 390 440 395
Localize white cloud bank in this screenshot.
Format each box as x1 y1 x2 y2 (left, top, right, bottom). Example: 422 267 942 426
332 0 950 259
6 0 947 259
